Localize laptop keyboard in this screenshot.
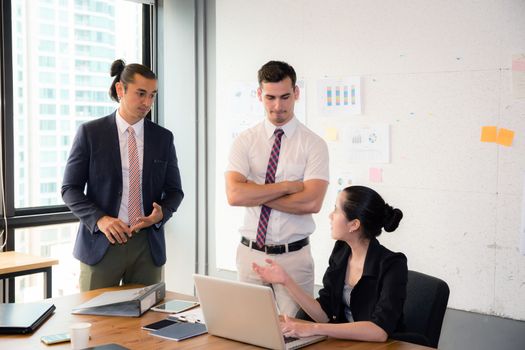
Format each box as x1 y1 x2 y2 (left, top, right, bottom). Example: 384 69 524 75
284 336 299 343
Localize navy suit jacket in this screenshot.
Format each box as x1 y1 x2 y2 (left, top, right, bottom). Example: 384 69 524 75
61 112 184 266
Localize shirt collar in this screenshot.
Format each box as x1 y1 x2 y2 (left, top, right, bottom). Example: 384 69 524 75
263 116 298 140
115 109 144 138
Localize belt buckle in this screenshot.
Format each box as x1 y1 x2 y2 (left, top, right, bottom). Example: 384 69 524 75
250 240 265 252
267 244 286 255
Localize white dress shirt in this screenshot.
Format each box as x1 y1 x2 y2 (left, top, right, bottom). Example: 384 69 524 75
227 117 329 244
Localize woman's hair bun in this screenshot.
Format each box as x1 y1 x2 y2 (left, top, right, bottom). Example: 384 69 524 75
383 203 403 232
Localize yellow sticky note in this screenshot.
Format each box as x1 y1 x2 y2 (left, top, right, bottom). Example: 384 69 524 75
325 127 338 141
480 126 497 143
497 128 515 147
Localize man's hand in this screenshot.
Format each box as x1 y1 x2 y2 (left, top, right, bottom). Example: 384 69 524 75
96 216 132 244
130 202 164 233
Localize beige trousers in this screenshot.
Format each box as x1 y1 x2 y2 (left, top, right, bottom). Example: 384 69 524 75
236 241 315 317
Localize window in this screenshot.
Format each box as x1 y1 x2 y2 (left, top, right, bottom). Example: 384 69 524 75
60 42 69 52
39 8 54 21
40 135 56 147
12 0 142 208
60 120 70 130
39 23 55 36
39 56 56 67
40 183 57 193
40 88 56 99
40 104 56 115
40 151 57 162
39 72 56 83
14 223 81 302
2 0 151 302
40 167 57 177
40 119 56 130
39 40 55 51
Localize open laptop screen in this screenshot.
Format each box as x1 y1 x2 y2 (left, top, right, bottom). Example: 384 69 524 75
193 274 325 350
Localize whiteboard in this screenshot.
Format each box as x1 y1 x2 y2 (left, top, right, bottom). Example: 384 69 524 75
214 0 525 321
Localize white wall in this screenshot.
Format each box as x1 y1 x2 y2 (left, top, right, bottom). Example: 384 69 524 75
213 0 525 320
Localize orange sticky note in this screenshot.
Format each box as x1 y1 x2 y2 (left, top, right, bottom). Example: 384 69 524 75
480 126 497 143
496 128 515 147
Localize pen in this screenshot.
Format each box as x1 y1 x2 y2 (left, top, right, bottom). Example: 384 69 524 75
177 315 201 324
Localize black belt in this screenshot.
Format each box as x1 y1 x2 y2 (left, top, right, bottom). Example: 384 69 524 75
241 236 309 255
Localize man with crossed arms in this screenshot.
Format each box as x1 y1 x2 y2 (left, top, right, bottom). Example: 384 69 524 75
226 60 329 316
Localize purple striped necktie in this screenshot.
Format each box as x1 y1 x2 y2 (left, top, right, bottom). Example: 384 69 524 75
256 128 285 248
128 127 142 226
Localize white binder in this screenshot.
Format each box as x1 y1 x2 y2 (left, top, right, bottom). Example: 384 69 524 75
72 283 165 317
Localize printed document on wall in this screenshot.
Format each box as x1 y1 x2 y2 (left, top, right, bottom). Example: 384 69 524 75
227 81 264 141
227 80 307 141
317 77 361 116
342 124 390 163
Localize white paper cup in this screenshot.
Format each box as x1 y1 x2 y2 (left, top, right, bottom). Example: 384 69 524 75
70 322 91 349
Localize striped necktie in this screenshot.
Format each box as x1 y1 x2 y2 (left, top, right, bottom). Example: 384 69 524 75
128 126 142 226
256 128 285 248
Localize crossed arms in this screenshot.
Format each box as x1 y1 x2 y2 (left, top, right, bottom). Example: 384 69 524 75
225 171 328 215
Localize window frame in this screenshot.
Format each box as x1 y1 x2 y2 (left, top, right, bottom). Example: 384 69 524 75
0 0 157 299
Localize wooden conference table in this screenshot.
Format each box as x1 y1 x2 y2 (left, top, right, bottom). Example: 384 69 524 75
1 286 434 350
0 251 58 303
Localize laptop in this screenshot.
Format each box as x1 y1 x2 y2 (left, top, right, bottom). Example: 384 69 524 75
0 301 56 334
193 274 326 350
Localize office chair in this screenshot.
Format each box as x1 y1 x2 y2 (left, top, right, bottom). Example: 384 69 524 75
393 270 450 348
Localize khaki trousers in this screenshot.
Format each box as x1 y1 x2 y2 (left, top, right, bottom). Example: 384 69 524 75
79 230 162 291
236 242 315 317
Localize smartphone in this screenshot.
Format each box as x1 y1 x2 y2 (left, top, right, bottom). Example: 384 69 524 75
40 332 71 345
151 299 199 314
141 319 178 331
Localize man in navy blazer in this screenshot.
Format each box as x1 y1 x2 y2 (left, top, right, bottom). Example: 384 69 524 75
62 60 184 291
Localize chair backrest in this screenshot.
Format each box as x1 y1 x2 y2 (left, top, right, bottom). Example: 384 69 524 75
403 270 450 348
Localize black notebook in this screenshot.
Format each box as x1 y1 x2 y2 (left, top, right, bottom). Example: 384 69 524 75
0 301 56 334
150 321 207 341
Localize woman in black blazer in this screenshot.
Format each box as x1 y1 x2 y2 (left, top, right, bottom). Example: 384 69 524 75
253 185 407 342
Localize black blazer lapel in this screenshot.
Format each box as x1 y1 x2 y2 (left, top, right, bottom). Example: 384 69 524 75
106 114 123 181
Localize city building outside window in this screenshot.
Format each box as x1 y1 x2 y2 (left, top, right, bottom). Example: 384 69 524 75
9 0 144 302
